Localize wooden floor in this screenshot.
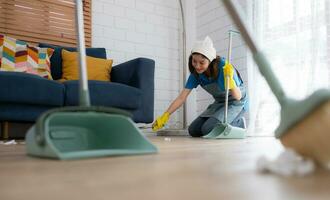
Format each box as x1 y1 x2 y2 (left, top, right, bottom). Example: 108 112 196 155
0 135 329 200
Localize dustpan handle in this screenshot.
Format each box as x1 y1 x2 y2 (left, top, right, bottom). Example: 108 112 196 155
222 0 287 105
224 30 239 123
75 0 90 106
224 31 232 123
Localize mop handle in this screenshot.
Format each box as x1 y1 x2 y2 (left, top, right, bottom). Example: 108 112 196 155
222 0 287 105
179 0 187 128
75 0 90 106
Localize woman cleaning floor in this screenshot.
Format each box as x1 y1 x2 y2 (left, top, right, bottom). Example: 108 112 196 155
152 36 248 137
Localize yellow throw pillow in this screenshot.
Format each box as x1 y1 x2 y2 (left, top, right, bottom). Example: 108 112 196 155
61 49 113 82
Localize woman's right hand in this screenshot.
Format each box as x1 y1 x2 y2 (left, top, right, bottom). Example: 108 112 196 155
152 112 170 131
152 89 190 132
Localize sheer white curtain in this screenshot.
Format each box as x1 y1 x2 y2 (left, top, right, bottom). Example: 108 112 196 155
248 0 330 136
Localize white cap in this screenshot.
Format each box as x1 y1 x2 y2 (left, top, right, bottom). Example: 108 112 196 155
191 36 216 62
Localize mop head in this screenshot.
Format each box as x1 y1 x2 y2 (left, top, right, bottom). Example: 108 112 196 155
156 129 189 136
280 100 330 169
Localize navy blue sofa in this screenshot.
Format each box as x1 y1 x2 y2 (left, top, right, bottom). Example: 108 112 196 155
0 44 155 126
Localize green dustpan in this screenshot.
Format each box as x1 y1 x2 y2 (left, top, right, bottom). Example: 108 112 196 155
203 123 246 139
26 0 157 160
26 107 157 160
203 30 246 139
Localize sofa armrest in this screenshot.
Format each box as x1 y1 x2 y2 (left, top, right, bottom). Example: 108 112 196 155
111 58 155 123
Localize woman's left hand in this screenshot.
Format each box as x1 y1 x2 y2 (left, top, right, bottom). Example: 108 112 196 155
223 61 237 89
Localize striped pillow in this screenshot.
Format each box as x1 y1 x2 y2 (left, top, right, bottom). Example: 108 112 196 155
0 34 54 79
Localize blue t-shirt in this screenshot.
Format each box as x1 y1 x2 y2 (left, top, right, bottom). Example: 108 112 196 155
185 57 243 90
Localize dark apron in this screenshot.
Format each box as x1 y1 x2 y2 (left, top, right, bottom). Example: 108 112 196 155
199 82 247 123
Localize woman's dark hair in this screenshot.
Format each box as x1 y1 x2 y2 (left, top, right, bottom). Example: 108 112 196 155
188 53 221 79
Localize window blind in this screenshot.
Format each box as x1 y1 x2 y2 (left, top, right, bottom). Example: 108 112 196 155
0 0 91 47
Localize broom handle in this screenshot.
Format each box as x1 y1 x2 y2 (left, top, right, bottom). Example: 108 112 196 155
75 0 90 106
222 0 287 105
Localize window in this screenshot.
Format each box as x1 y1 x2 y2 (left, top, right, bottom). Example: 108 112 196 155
250 0 330 135
0 0 91 47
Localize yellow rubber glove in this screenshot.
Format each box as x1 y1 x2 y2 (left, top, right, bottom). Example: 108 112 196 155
223 61 237 90
152 112 170 131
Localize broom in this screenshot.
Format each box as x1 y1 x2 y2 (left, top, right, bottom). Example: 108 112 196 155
222 0 330 169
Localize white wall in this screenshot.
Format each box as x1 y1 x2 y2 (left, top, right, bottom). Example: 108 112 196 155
92 0 184 127
195 0 249 117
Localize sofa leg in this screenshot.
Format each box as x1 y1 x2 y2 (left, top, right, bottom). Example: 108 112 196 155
1 122 9 140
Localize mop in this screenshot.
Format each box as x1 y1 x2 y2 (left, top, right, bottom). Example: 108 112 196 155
203 30 246 139
25 0 157 160
222 0 330 168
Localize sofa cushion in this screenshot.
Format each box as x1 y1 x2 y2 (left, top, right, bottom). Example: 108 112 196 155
64 80 141 109
0 104 56 122
0 71 65 106
38 43 107 80
61 49 113 81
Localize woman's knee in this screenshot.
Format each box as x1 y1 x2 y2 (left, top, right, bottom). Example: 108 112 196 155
188 117 206 137
188 126 202 137
201 117 220 135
